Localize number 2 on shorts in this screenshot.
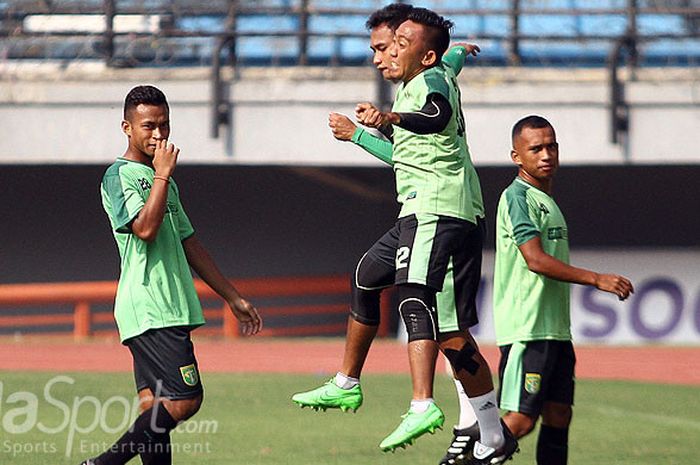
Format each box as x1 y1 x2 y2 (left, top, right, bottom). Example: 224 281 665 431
396 246 411 270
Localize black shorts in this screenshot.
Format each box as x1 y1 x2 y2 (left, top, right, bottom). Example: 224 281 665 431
361 214 484 331
497 340 575 417
126 326 203 400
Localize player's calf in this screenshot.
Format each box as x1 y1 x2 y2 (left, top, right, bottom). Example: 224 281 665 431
442 340 480 376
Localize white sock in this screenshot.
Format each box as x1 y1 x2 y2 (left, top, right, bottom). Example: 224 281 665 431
334 372 359 389
454 378 478 429
410 398 435 414
468 390 504 449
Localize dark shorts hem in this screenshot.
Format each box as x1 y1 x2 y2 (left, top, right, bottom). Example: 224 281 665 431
127 326 203 400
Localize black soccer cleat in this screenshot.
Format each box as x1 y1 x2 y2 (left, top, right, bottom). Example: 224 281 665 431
439 422 480 465
469 420 519 465
79 460 96 465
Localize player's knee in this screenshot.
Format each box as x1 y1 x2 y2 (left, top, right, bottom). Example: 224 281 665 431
397 285 437 342
137 390 155 413
503 411 537 439
167 394 203 422
350 254 392 326
442 341 480 375
542 402 572 428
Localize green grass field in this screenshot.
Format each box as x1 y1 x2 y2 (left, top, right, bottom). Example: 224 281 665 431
1 371 698 465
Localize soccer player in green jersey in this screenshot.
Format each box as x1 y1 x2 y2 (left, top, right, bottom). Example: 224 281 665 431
82 85 262 465
494 115 634 465
295 6 516 463
317 5 486 464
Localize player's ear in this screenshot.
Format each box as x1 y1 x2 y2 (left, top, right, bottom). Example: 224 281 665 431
121 119 131 137
510 149 522 166
422 50 437 67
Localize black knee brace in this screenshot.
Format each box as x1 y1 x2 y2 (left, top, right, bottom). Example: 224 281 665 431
350 253 394 326
443 341 480 375
397 284 437 342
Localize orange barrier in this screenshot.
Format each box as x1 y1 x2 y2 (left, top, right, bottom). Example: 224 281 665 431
0 276 393 341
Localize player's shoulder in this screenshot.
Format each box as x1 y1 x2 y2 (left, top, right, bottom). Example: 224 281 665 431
501 178 536 214
106 156 143 173
503 177 530 198
423 64 450 84
418 67 451 103
102 158 129 182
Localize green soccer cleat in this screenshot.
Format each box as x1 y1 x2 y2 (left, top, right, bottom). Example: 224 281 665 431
291 379 363 412
379 402 445 452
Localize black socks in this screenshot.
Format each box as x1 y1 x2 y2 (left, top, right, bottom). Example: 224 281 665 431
94 402 177 465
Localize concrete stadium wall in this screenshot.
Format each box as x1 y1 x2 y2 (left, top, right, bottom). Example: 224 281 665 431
1 164 698 285
0 65 698 165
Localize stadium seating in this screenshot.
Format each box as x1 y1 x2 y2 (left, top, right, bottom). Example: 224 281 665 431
1 0 698 66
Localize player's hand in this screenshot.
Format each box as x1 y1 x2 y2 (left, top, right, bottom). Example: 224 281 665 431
328 112 357 141
355 102 386 128
594 273 634 301
451 42 480 57
229 297 263 336
153 139 179 178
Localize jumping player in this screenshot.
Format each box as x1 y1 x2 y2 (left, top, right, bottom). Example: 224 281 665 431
294 7 517 463
319 4 486 464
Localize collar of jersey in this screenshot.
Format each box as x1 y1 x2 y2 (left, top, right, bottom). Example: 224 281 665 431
515 176 552 197
118 157 155 170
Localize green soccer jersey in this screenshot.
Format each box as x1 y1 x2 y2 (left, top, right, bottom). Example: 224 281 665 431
493 177 571 346
391 62 483 223
100 158 205 342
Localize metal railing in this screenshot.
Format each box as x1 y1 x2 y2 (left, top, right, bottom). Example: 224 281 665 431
0 276 394 340
2 1 698 66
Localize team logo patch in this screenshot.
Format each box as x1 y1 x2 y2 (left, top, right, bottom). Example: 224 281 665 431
547 226 568 240
138 178 152 191
180 364 199 387
524 373 541 394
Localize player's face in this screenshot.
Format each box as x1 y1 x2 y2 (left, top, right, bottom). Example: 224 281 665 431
370 24 397 82
388 20 435 83
122 103 170 159
512 125 559 185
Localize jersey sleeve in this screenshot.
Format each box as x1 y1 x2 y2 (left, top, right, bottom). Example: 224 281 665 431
351 127 393 165
441 46 468 76
172 182 195 241
102 171 145 233
505 186 540 246
395 92 452 134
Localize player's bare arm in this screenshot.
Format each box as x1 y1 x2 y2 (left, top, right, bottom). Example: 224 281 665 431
131 139 179 242
518 237 634 300
182 235 263 335
328 112 357 141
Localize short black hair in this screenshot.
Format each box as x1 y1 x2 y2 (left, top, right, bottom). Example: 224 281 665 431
124 85 168 119
365 3 413 31
405 7 453 59
512 115 555 143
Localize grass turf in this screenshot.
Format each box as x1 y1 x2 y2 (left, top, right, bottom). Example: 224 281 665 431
0 371 698 464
